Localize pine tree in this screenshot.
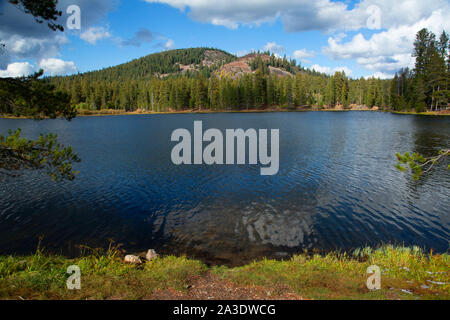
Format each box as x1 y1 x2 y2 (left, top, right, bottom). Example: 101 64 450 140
428 49 447 110
286 76 293 108
414 77 427 112
413 28 436 80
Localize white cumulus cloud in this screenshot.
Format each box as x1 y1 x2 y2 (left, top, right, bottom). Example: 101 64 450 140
164 39 175 50
0 62 36 78
310 64 352 76
143 0 450 32
80 26 112 45
367 72 394 79
310 64 332 74
39 58 77 76
323 9 450 73
263 42 285 54
293 49 315 63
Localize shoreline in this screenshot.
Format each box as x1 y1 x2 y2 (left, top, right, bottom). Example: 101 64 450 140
0 245 448 300
2 108 450 119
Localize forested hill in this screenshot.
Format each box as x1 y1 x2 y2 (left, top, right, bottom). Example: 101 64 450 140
46 47 342 111
64 48 237 81
46 47 392 112
49 47 313 83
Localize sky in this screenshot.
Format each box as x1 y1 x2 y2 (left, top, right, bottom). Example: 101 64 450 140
0 0 449 79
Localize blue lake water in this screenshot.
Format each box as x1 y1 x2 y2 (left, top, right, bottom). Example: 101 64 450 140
0 112 449 265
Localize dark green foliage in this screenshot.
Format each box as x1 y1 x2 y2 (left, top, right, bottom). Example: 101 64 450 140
391 28 450 112
8 0 64 31
0 70 76 120
396 150 449 180
327 71 349 107
250 53 301 75
1 0 80 182
0 129 81 181
414 77 428 112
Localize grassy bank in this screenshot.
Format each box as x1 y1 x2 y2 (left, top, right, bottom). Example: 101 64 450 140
74 108 450 117
73 107 378 116
0 245 448 300
390 110 450 116
75 108 290 117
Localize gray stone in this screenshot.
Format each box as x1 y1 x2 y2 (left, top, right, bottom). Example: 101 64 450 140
124 255 142 264
146 249 159 261
427 280 446 285
401 289 413 295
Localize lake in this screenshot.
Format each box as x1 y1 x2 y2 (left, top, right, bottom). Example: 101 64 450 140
0 112 449 265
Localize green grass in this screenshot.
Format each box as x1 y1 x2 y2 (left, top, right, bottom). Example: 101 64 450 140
0 245 448 300
214 245 449 300
390 111 450 116
0 245 207 300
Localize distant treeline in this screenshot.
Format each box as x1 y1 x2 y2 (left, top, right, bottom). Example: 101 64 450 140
48 68 395 112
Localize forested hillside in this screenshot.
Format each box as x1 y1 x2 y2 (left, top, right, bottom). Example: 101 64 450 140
46 48 392 112
65 48 236 81
42 30 449 113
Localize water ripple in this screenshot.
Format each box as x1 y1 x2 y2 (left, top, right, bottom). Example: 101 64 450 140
0 112 449 265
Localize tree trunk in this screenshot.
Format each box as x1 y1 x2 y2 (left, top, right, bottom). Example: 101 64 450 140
436 84 440 111
430 87 435 111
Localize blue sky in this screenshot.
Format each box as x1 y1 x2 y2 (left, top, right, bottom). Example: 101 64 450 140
1 0 449 79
